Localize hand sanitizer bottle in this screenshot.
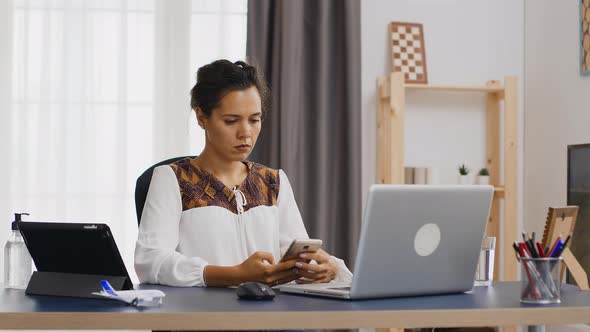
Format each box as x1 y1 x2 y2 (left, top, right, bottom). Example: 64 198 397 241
4 213 32 289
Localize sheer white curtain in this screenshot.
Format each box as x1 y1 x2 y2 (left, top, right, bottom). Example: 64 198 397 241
0 0 247 283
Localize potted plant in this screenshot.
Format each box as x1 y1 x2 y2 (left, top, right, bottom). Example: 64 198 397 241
477 168 490 185
458 164 470 185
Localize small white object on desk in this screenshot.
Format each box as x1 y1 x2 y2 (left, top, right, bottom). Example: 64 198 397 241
92 280 165 307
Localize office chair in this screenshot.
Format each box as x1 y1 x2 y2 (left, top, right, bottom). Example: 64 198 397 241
134 155 196 225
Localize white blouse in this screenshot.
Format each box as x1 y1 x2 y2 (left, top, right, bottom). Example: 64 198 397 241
134 160 352 287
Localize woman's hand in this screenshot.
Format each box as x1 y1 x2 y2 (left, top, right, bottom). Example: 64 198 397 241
293 249 339 284
236 251 299 286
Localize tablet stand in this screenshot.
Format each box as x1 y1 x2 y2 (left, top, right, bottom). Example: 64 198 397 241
25 271 132 299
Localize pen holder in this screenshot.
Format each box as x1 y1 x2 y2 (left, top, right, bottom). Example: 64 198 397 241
520 257 562 304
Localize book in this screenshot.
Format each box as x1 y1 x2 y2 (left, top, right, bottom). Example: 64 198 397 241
405 166 437 185
414 167 427 184
404 167 414 184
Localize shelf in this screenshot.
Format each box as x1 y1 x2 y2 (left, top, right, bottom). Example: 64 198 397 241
406 83 504 93
378 76 504 99
376 72 518 282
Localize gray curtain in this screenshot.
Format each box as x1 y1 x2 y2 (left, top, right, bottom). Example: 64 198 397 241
246 0 362 268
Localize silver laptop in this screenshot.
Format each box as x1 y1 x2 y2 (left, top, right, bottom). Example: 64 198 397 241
279 185 493 299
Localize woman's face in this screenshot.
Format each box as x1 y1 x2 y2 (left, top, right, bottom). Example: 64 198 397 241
198 86 262 161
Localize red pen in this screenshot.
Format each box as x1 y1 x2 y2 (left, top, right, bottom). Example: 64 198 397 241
536 243 545 258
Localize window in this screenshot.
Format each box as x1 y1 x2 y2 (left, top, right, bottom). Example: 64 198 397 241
7 0 247 282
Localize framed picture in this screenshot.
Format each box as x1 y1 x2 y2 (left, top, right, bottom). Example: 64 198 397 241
581 0 590 75
390 22 428 84
542 206 578 250
542 206 579 280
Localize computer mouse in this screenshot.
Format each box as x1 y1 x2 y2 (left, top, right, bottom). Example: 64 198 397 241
236 282 275 300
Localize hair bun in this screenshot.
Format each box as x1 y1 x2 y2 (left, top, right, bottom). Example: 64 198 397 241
190 59 269 118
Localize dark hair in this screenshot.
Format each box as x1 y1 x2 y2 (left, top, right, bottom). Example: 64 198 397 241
190 59 269 118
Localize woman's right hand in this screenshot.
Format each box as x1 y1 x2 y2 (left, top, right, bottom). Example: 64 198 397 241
237 251 299 286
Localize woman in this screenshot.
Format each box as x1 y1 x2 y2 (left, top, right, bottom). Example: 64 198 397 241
134 59 352 287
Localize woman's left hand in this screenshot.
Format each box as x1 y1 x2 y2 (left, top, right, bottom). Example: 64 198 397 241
293 249 339 284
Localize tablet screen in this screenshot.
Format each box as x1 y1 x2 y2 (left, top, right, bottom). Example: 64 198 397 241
18 222 131 282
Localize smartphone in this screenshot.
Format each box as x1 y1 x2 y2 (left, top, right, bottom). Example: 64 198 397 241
279 238 323 262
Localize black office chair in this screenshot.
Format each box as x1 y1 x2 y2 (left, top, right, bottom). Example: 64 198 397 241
134 155 196 225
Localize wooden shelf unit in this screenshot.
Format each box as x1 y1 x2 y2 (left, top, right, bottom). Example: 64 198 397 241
376 72 518 282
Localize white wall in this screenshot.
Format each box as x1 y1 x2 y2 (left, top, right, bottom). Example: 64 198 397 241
361 0 525 276
0 0 13 285
524 0 590 234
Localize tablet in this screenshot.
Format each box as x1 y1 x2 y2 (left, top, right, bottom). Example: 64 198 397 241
18 221 133 290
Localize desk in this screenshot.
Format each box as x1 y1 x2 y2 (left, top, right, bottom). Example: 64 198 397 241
0 282 589 330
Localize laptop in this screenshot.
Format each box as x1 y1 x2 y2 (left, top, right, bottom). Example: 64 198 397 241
279 185 494 299
18 222 134 292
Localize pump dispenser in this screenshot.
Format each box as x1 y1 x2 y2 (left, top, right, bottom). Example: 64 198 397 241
11 213 27 231
4 213 32 289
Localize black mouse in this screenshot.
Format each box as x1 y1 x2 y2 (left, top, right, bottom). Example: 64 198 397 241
236 282 275 300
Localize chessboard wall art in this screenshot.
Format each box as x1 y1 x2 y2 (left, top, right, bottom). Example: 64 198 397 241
390 22 428 84
581 0 590 75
